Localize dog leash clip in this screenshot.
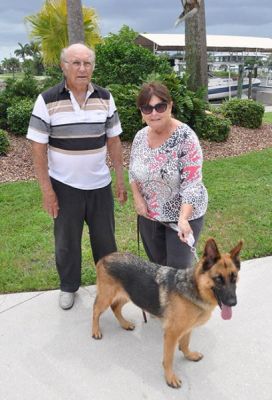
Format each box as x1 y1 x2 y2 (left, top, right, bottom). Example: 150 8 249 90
190 246 199 262
185 233 199 262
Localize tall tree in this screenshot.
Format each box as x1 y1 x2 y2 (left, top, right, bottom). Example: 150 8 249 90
185 0 208 99
1 57 20 77
25 0 101 65
66 0 84 44
14 43 29 62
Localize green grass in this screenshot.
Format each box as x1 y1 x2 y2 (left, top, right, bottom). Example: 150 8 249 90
0 72 24 80
0 73 45 81
263 112 272 124
1 148 272 294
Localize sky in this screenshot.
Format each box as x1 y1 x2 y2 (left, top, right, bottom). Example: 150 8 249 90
0 0 272 61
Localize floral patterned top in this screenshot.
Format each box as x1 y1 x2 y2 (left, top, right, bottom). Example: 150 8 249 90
129 124 208 222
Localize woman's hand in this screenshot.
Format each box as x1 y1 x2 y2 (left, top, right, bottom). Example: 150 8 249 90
130 181 148 217
178 218 193 243
134 195 148 217
178 204 193 243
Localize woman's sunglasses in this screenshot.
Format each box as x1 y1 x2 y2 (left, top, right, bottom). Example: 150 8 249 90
140 102 168 115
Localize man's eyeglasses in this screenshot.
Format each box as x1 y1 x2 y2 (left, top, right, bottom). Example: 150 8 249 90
64 60 93 69
140 102 168 115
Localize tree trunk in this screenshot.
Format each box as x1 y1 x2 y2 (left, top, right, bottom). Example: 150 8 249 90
185 0 208 99
66 0 84 44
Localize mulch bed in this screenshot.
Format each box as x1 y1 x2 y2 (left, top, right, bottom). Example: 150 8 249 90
1 124 272 184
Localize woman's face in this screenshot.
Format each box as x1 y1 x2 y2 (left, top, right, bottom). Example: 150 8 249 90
140 95 172 130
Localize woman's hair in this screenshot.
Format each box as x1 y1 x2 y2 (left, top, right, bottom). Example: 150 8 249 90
136 82 172 108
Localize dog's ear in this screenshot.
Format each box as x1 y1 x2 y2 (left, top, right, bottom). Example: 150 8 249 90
202 238 220 270
230 240 243 270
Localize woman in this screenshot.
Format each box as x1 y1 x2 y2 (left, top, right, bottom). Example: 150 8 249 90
129 82 208 269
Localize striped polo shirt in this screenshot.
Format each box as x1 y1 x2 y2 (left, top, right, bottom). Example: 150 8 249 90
27 81 122 190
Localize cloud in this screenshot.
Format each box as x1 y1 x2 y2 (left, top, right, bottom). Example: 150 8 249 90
0 0 271 62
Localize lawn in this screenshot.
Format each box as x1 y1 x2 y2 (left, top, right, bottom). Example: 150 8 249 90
1 147 272 294
263 112 272 124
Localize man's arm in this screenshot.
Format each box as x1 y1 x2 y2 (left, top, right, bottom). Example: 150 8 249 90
107 136 127 205
32 141 59 218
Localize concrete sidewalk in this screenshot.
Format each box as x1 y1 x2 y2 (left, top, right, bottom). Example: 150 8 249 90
0 257 272 400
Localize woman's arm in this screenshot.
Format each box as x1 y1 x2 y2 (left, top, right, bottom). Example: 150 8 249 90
130 181 148 217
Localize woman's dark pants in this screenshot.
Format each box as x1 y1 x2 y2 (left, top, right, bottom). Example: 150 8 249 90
138 215 204 269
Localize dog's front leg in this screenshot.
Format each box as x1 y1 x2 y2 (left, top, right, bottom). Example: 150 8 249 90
178 331 203 361
163 329 181 388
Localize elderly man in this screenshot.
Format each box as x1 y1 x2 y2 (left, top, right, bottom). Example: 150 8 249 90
27 43 127 310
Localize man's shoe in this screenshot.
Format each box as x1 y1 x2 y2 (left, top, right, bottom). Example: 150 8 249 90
59 291 75 310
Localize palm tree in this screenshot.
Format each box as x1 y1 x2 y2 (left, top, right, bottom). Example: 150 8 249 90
25 0 101 65
14 42 29 62
1 57 20 77
24 41 44 75
66 0 84 44
185 0 208 99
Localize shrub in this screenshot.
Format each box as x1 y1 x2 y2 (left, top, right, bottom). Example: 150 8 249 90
93 25 173 87
4 75 39 100
195 113 231 142
7 98 34 136
0 129 10 155
143 72 208 134
108 73 210 142
107 83 142 141
221 99 264 129
0 92 9 129
0 75 39 130
39 66 63 92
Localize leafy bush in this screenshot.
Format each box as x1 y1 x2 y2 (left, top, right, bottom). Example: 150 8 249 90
0 75 39 130
0 129 10 155
93 25 173 87
108 73 210 142
108 83 142 141
39 66 63 91
195 113 231 142
143 72 208 134
4 75 39 100
0 92 10 129
221 99 264 129
7 98 34 136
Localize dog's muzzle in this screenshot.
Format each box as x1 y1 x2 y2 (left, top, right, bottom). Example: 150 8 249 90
212 287 237 320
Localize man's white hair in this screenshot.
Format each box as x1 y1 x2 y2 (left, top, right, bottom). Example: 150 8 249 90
60 43 95 65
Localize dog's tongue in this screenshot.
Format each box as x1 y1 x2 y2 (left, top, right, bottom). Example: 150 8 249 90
221 304 232 320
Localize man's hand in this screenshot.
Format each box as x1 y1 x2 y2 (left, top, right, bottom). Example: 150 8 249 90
107 136 127 205
116 184 128 205
42 189 59 218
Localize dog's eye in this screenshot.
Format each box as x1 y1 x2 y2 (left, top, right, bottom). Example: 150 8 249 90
230 272 237 283
213 275 225 285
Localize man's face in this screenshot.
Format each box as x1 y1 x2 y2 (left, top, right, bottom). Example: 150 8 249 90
61 46 94 90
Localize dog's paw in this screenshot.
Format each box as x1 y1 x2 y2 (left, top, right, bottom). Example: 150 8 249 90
122 321 135 331
166 373 182 389
185 351 203 362
92 330 103 340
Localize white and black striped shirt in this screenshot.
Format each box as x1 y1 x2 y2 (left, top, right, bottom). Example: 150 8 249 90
27 81 122 190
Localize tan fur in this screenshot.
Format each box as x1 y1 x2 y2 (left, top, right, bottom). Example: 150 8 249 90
92 238 243 388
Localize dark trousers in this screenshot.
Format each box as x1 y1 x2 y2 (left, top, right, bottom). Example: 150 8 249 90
51 178 117 292
138 216 204 269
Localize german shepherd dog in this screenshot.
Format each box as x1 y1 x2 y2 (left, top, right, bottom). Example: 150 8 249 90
92 238 243 388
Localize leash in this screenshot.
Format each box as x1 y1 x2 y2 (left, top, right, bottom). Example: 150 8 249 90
150 218 200 263
137 215 148 324
136 216 199 323
190 245 199 262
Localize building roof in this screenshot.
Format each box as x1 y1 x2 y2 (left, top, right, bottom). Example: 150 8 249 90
135 34 272 53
